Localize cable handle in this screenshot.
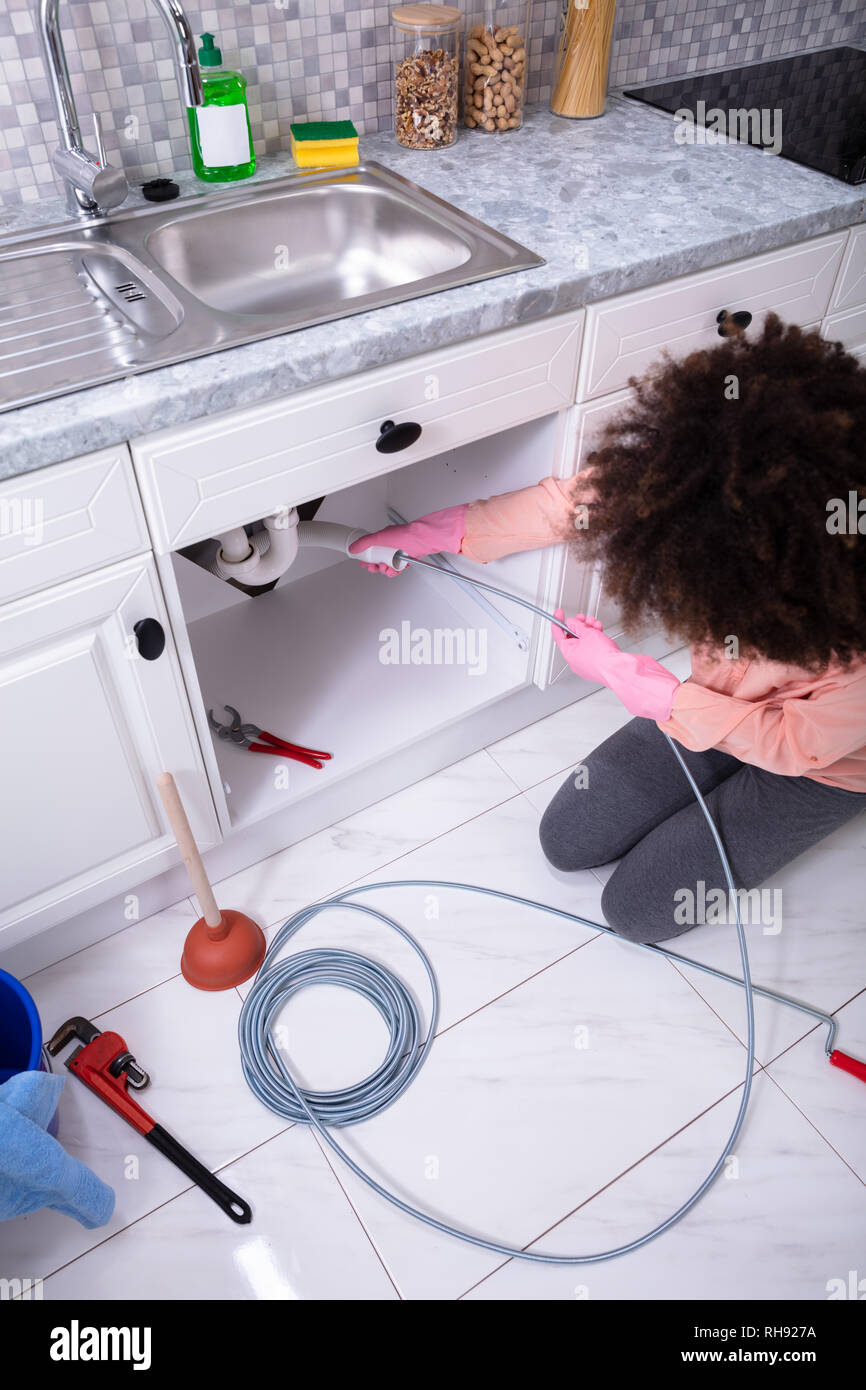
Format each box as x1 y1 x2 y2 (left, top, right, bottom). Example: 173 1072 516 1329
345 529 408 572
829 1050 866 1084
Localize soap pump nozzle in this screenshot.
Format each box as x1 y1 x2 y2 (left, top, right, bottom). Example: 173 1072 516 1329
198 31 223 67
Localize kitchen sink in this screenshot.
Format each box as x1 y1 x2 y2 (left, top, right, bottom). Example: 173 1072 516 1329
0 163 543 412
147 178 475 316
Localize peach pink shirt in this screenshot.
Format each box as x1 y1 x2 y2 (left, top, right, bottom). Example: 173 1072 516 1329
461 478 866 793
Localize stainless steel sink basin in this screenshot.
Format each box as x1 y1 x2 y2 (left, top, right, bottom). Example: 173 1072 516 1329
0 163 543 412
147 178 475 316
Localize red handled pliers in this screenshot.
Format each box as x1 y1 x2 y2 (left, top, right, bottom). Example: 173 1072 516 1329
208 705 332 770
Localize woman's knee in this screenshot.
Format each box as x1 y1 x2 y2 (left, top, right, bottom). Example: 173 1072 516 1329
600 860 686 945
539 791 609 872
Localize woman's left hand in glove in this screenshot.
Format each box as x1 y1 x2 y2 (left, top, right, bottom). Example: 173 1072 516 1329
551 611 680 722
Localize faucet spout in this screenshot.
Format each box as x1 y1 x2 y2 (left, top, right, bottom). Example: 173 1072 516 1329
39 0 204 217
152 0 205 110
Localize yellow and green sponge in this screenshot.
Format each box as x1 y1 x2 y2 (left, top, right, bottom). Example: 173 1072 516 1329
290 120 359 170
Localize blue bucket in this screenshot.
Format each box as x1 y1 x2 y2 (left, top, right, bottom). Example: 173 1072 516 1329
0 968 48 1084
0 969 58 1135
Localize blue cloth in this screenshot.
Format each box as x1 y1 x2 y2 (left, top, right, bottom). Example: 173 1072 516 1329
0 1071 115 1228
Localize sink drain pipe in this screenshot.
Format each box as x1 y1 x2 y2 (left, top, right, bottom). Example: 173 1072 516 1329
236 554 866 1264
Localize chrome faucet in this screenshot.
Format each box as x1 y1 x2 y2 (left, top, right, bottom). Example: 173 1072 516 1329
38 0 205 218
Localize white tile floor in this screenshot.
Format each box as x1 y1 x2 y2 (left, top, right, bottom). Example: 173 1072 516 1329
5 651 865 1301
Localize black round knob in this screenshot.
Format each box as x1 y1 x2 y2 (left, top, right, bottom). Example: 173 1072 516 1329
376 419 422 454
716 309 753 337
133 618 166 661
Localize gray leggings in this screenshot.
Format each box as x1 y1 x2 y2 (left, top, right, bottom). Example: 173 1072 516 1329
538 717 865 945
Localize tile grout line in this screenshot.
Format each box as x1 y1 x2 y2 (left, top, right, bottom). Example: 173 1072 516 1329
215 780 534 941
670 963 866 1071
760 1068 866 1188
19 898 197 985
433 934 602 1040
487 746 606 803
308 1129 405 1300
209 751 527 907
455 977 866 1298
761 983 866 1070
37 1122 299 1290
455 1073 759 1299
667 956 771 1059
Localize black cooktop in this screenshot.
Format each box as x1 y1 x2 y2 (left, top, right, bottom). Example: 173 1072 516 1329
624 46 866 184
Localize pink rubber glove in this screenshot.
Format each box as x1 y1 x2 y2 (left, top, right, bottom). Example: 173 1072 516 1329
552 611 680 722
348 504 467 576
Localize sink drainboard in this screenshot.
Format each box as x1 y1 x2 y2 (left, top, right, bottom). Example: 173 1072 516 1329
0 246 181 407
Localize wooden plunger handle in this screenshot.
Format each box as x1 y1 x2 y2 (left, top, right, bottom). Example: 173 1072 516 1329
157 773 224 934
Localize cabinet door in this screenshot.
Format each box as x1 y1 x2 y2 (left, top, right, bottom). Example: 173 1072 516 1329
822 305 866 363
0 556 219 945
535 392 635 688
828 226 866 314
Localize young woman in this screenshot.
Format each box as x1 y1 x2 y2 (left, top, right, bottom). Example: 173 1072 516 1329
350 315 866 944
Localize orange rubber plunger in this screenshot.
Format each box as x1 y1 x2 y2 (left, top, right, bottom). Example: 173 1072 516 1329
156 772 266 992
181 908 266 992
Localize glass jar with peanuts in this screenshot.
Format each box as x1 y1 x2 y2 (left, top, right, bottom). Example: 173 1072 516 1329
464 2 532 134
392 4 462 150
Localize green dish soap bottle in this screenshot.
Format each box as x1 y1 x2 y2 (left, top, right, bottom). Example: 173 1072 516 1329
188 32 256 182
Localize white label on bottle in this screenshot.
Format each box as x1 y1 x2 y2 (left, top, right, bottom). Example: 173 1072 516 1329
195 104 251 167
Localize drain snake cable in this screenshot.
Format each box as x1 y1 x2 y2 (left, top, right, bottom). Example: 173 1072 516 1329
237 557 850 1264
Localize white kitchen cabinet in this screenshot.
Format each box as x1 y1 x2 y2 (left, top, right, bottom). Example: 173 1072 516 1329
578 232 847 402
0 555 219 947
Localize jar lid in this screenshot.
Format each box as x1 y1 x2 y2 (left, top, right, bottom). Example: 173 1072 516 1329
392 4 462 34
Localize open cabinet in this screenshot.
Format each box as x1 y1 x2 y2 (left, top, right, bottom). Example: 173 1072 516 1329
167 414 568 835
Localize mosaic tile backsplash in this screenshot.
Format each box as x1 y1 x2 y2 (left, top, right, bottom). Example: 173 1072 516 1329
1 0 864 206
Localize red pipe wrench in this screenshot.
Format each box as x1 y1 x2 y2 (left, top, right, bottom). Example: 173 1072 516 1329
48 1016 251 1224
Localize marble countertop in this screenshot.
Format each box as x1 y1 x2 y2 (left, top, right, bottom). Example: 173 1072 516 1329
2 95 864 477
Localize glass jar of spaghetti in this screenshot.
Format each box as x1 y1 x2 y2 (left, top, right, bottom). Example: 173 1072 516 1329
550 0 617 119
392 4 462 149
464 2 532 134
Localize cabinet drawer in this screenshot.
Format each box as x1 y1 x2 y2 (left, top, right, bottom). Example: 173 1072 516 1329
132 312 584 553
823 304 866 363
578 233 847 402
828 225 866 314
0 445 148 605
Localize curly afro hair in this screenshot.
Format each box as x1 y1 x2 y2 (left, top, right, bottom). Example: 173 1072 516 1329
574 313 866 670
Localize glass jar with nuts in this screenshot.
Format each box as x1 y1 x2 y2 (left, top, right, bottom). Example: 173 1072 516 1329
464 2 531 134
392 4 462 150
